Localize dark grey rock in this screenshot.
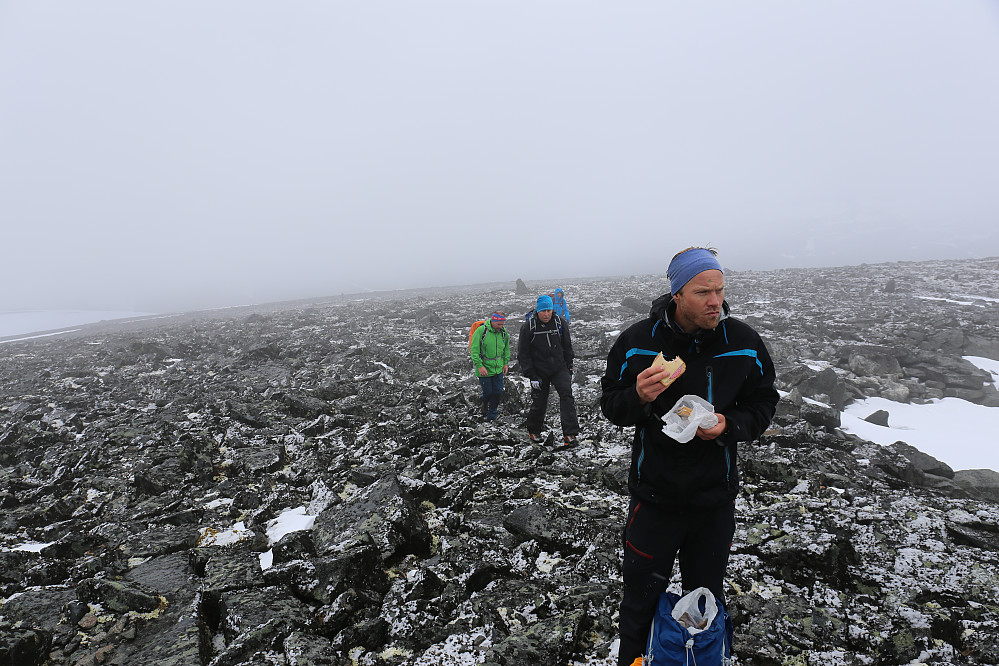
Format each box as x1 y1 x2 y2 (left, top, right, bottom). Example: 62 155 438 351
954 469 999 502
0 621 51 666
311 475 431 559
965 335 999 360
502 497 604 554
800 401 841 430
76 578 161 613
282 631 340 665
0 587 77 631
863 409 890 426
620 296 647 314
782 366 848 410
891 440 954 479
218 585 314 643
847 347 904 378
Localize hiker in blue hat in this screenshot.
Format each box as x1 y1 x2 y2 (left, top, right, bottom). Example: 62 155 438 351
518 294 580 446
552 288 570 324
600 247 779 666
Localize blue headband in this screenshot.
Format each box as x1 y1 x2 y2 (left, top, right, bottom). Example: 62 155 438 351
667 249 722 295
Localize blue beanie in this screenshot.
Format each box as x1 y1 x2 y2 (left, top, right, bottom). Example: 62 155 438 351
667 249 722 296
536 294 554 311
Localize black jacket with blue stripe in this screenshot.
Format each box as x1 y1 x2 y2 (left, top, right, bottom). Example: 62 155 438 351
600 294 778 508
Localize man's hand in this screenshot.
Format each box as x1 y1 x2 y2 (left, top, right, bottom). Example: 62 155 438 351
502 365 509 375
478 367 488 377
697 414 727 440
530 380 541 390
636 365 670 404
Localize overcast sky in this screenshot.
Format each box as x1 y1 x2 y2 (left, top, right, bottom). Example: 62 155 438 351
2 1 998 312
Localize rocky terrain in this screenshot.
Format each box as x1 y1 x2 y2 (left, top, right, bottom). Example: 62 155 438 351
2 256 999 666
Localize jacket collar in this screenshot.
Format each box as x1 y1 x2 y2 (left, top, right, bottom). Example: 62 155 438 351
650 294 730 340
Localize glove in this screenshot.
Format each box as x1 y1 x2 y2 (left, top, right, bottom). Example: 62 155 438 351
530 380 541 390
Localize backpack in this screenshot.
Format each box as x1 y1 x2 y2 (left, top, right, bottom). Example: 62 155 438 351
468 320 487 351
645 587 733 666
469 319 509 352
525 310 563 337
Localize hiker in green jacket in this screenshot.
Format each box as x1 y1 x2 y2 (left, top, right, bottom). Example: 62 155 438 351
471 311 511 421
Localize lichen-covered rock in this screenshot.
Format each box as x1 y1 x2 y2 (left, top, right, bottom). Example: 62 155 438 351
502 497 604 554
0 620 51 666
77 577 162 613
311 475 431 560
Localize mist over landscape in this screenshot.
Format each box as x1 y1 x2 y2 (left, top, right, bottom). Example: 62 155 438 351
2 1 998 313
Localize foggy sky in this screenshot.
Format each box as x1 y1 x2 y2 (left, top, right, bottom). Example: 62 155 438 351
2 1 998 312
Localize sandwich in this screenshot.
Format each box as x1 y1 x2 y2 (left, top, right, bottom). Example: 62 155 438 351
650 352 685 388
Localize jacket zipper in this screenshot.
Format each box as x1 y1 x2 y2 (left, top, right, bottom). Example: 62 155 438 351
637 427 645 479
481 327 507 361
706 364 730 482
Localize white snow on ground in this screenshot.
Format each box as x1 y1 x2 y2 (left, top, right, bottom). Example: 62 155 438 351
0 310 158 339
0 541 55 553
842 397 999 472
258 506 318 571
965 355 999 385
915 296 978 306
265 506 316 545
840 355 999 472
0 329 83 343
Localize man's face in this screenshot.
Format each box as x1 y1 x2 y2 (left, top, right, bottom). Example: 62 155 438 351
538 309 553 323
673 269 725 332
490 320 505 331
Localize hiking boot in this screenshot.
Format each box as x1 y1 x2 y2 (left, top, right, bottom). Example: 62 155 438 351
528 432 542 443
562 435 579 448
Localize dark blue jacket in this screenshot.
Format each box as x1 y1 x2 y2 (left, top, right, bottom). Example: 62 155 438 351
600 295 778 508
518 313 573 381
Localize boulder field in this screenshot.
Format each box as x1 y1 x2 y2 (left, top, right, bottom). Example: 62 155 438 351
2 257 998 665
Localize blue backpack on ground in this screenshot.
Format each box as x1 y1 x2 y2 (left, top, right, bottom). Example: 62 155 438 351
645 587 733 666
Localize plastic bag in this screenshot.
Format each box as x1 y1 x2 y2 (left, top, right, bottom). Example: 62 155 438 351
662 395 719 443
646 586 733 665
670 587 718 636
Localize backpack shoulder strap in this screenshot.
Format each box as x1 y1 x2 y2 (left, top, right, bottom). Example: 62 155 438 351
479 321 490 352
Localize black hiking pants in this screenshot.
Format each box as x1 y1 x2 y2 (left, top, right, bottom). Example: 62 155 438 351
526 366 579 436
617 497 735 666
